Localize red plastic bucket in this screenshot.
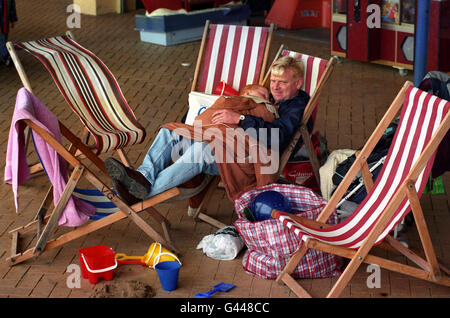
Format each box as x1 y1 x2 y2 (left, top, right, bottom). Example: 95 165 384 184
78 245 117 284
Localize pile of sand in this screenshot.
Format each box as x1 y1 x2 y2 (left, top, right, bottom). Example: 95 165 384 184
90 280 155 298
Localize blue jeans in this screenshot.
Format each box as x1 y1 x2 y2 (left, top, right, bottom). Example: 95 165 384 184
137 128 220 197
0 33 9 60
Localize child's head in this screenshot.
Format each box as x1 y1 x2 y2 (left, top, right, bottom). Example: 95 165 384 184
240 84 269 100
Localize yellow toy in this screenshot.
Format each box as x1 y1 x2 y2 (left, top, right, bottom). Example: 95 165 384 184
115 242 181 268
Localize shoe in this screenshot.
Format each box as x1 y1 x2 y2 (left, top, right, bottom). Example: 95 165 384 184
111 179 140 206
105 157 151 200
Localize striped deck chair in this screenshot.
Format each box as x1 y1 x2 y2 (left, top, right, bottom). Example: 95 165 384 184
72 188 120 220
271 47 337 188
6 88 178 266
192 20 274 94
271 81 450 297
6 32 145 167
185 20 274 228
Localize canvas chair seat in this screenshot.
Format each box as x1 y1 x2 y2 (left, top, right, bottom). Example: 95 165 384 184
194 23 272 94
73 188 120 220
13 34 146 155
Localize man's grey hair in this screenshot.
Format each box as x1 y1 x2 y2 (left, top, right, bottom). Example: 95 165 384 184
270 56 304 80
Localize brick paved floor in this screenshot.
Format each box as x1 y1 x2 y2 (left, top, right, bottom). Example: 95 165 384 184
0 0 448 299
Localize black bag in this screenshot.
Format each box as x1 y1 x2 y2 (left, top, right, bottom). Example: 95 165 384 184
332 120 398 190
419 71 450 101
419 71 450 178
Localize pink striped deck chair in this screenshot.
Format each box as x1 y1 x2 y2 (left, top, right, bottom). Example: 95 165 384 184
266 46 337 188
186 21 274 228
272 81 450 297
7 32 145 167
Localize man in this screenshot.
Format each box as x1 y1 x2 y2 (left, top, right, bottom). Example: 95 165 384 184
105 56 311 204
0 0 18 67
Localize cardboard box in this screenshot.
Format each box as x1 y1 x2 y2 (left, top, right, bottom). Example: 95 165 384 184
135 4 250 46
74 0 120 16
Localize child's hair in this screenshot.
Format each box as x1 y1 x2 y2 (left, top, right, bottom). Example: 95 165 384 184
270 56 304 80
239 84 268 96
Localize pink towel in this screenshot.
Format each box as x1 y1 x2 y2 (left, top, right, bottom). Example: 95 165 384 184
4 88 95 226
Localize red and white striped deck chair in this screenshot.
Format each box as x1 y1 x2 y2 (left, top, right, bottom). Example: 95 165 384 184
272 81 450 298
7 32 145 166
192 20 274 93
271 47 337 187
186 21 274 228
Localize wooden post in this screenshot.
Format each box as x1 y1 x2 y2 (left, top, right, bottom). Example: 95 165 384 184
259 24 275 85
191 20 210 92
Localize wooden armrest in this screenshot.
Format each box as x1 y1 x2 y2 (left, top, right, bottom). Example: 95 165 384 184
272 209 332 230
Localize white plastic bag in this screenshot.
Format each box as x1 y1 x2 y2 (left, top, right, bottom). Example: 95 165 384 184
196 226 244 261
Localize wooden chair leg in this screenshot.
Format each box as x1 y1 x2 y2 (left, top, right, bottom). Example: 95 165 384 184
280 243 309 281
300 126 321 188
34 165 84 254
277 242 312 297
35 186 54 240
326 253 363 298
193 177 226 228
406 182 441 281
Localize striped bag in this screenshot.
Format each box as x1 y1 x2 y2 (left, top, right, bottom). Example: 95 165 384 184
234 184 342 279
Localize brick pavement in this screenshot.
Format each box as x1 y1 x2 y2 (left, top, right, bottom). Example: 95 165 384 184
0 0 448 299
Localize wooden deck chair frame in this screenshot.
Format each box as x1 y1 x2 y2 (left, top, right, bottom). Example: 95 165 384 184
7 90 180 266
186 20 274 228
263 45 337 189
271 81 450 297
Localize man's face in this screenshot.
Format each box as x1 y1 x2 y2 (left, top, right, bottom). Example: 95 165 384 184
270 68 303 103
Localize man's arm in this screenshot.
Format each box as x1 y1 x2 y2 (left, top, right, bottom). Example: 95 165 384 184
238 105 302 150
211 109 240 125
239 92 311 151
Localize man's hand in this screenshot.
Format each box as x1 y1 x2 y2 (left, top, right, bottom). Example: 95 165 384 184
211 109 241 125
